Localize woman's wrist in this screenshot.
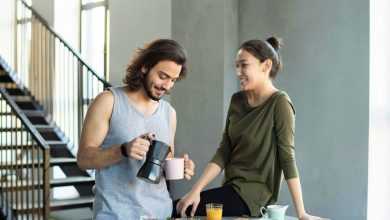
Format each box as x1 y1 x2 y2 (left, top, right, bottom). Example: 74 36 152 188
191 184 203 194
297 211 307 219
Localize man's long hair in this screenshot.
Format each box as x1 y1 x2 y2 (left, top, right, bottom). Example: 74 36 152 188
123 39 188 91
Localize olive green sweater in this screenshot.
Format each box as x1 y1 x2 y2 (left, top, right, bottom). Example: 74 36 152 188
210 91 299 217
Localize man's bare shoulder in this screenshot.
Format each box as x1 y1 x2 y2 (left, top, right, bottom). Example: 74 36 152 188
93 90 114 105
87 90 114 116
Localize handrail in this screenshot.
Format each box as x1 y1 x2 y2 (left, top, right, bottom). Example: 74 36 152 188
19 0 111 87
0 85 51 219
0 0 114 150
0 87 49 150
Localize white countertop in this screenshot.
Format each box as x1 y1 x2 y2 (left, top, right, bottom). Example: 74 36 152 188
179 217 297 220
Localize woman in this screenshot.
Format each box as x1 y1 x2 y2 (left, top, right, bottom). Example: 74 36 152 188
174 37 326 220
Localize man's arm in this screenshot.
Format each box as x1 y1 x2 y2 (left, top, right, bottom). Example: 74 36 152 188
77 91 121 170
77 91 151 170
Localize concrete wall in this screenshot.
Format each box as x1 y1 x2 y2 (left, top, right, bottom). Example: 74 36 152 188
108 0 172 85
239 1 369 219
14 2 371 219
169 0 238 200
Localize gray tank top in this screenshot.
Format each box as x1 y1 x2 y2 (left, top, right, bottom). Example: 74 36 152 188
93 86 173 220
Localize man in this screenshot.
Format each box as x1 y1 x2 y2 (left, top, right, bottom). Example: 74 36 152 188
77 39 195 219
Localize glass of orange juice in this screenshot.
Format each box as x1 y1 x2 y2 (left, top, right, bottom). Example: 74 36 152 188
206 203 223 220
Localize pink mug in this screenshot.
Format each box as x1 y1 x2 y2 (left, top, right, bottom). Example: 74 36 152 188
164 157 184 180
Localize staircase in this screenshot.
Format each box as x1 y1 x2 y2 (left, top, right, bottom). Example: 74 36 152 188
0 1 112 219
1 62 95 219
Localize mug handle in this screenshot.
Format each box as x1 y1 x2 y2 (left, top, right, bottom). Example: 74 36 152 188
260 207 267 217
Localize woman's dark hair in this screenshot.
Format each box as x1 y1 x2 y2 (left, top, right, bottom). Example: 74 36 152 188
239 36 283 79
123 39 188 91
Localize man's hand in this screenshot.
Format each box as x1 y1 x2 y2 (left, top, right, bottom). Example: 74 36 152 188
183 153 195 180
124 133 154 160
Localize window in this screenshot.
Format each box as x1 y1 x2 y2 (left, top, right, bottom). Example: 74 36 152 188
368 0 390 219
80 0 109 79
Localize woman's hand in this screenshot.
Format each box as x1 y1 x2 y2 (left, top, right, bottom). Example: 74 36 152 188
299 212 330 220
183 153 195 180
176 189 201 217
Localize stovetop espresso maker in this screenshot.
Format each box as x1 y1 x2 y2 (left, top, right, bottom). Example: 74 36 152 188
137 139 171 184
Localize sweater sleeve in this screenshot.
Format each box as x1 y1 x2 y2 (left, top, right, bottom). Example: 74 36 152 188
210 95 235 169
274 95 299 179
210 116 232 169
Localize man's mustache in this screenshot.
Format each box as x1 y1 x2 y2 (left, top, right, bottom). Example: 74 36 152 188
156 86 171 95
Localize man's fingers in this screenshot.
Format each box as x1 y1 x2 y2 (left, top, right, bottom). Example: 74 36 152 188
184 173 192 180
183 153 189 161
130 152 143 160
145 132 155 141
185 159 195 169
137 138 151 147
184 168 194 177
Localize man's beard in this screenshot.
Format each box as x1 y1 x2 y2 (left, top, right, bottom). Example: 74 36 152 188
142 71 163 101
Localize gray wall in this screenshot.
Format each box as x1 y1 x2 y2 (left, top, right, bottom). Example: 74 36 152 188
170 0 239 199
239 1 369 220
107 1 369 219
32 0 54 27
109 0 172 85
18 1 370 219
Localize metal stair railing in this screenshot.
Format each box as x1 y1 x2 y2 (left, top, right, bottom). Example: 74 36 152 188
0 87 50 220
0 0 112 150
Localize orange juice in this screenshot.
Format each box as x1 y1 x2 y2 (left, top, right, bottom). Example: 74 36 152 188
206 203 223 220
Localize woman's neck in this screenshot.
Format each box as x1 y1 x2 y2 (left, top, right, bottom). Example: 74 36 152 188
245 81 278 107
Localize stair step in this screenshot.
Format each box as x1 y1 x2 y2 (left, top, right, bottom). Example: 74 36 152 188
0 157 77 169
38 130 62 141
0 74 14 82
1 176 94 192
46 140 69 148
11 95 33 102
50 176 94 187
6 88 25 96
50 157 78 166
15 101 37 110
12 196 94 214
34 124 56 131
51 196 94 211
23 110 46 117
26 115 49 125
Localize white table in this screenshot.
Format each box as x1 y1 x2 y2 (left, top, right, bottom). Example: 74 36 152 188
188 217 297 220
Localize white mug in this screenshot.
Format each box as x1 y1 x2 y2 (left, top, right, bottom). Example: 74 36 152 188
260 205 288 220
164 157 184 180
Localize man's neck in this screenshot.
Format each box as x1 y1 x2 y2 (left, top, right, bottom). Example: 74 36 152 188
125 86 158 105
